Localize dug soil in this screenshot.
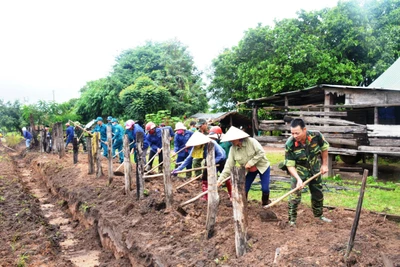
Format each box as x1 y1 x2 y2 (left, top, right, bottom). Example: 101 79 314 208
1 145 400 266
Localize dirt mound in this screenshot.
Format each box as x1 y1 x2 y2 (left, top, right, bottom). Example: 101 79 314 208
15 150 400 266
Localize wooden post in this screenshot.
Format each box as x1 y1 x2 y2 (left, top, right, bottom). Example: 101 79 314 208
205 141 219 239
251 104 259 137
107 126 113 184
345 169 369 260
373 107 379 178
327 154 334 177
323 93 333 178
231 166 248 257
73 136 78 164
136 132 145 200
94 133 103 178
39 130 45 153
87 136 94 174
123 134 132 195
162 129 173 209
52 122 65 158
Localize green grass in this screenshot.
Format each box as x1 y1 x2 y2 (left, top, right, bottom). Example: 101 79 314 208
265 150 285 166
248 176 400 215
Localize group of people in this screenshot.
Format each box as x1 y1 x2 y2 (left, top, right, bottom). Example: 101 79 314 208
21 116 332 226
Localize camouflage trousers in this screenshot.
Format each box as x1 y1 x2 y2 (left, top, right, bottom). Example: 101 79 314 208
288 175 324 222
192 158 203 177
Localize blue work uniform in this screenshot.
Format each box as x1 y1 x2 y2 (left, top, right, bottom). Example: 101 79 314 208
174 130 193 173
112 124 124 163
65 126 75 147
92 124 108 157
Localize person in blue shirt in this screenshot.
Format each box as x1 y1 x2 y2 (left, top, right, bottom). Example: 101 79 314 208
173 122 193 178
65 122 75 149
92 116 108 157
125 120 149 164
111 118 124 163
172 132 227 200
22 127 33 150
107 116 114 131
145 122 175 173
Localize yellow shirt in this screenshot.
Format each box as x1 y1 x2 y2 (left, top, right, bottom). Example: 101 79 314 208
191 145 204 159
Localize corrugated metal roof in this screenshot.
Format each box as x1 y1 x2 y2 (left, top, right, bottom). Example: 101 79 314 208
369 57 400 89
190 112 228 120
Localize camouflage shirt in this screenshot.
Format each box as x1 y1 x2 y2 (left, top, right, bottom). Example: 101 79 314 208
284 131 329 180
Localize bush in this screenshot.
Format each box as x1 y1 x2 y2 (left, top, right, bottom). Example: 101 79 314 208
4 132 23 148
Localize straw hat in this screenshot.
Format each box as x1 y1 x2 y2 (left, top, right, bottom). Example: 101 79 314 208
185 132 211 147
220 126 250 142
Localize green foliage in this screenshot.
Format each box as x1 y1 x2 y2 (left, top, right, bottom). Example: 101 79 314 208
367 175 377 184
76 40 208 122
21 100 80 127
145 110 181 126
4 132 23 148
0 100 22 133
208 0 400 110
17 252 29 267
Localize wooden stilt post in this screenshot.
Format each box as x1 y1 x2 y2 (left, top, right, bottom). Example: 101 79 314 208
107 126 113 184
87 136 94 174
73 136 78 164
123 134 132 195
327 154 334 177
162 129 173 209
373 107 379 178
231 166 248 257
136 132 145 200
205 141 219 239
345 169 369 260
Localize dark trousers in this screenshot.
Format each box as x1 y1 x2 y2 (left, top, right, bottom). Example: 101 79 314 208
148 149 163 171
245 167 270 193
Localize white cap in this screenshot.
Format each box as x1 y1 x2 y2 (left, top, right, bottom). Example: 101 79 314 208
174 122 186 131
22 127 27 131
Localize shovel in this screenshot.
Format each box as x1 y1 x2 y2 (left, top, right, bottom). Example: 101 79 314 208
113 148 134 176
144 146 186 175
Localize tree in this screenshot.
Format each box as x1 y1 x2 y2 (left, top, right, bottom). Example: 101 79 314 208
208 0 400 110
0 100 22 133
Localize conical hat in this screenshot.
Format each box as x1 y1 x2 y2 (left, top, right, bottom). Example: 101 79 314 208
185 132 211 147
220 126 250 142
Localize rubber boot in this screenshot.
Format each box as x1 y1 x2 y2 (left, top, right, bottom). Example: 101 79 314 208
201 181 208 201
262 192 271 206
225 180 232 199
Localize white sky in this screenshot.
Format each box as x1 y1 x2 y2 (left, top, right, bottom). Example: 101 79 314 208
0 0 338 104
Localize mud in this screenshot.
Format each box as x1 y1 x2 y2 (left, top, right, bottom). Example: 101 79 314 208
1 145 400 266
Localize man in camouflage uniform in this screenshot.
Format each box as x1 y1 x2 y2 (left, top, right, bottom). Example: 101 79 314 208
283 118 332 226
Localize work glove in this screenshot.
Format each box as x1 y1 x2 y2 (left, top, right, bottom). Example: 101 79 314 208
171 169 178 177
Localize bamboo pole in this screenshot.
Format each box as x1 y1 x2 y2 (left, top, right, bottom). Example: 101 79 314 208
143 148 162 169
205 142 219 239
263 172 322 209
179 176 231 207
144 146 186 174
176 174 202 190
345 169 369 260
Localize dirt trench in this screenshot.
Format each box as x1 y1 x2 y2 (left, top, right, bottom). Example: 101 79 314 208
4 146 400 266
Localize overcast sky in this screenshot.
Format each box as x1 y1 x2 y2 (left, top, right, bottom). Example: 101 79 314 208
0 0 338 104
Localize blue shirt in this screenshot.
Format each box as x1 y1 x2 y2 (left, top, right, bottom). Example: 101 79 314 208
126 124 149 149
23 131 32 140
174 130 193 157
146 126 175 153
66 126 74 142
176 140 226 171
112 124 124 143
92 124 107 141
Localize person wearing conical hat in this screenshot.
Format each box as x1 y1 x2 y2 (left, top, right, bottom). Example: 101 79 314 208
173 122 193 178
218 126 271 205
171 132 230 201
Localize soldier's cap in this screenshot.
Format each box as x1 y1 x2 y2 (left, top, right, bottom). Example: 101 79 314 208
195 118 207 127
185 132 211 147
111 118 118 123
96 117 103 122
220 126 250 142
107 116 113 121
